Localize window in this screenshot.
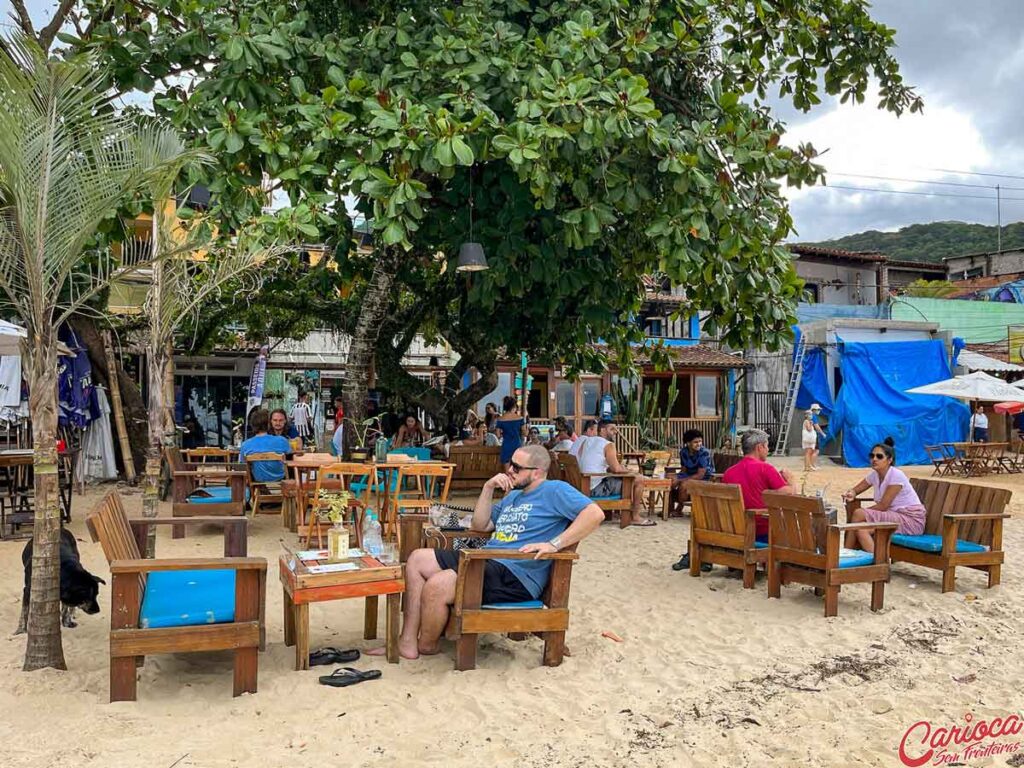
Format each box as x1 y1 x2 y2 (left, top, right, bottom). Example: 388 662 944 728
581 380 600 417
647 318 663 337
555 381 575 416
694 375 719 417
804 283 820 303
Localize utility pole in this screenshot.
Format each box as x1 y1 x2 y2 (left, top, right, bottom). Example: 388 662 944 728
997 184 1002 252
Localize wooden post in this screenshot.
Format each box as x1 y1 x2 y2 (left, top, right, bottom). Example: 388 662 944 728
102 330 136 483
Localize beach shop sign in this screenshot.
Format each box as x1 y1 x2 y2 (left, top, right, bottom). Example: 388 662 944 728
898 712 1023 766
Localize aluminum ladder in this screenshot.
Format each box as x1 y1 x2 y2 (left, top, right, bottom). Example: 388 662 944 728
773 336 807 456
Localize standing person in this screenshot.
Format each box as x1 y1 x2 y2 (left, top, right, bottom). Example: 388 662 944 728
496 395 526 469
330 396 345 456
394 414 427 447
484 402 499 432
970 404 989 442
577 419 650 526
291 392 314 443
842 437 925 553
801 409 825 470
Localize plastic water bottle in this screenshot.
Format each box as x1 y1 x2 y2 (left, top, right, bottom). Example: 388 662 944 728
362 510 383 559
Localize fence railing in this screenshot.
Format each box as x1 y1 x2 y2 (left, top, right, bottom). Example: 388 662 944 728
612 418 722 453
747 390 786 448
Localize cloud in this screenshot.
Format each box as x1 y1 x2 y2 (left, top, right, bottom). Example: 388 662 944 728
771 0 1024 242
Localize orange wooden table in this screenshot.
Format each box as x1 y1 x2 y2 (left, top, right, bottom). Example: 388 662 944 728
279 546 405 669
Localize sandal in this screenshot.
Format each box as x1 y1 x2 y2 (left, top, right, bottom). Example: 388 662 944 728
309 647 361 667
632 519 657 527
318 667 382 687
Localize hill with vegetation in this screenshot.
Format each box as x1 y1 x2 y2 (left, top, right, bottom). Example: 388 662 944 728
802 221 1024 262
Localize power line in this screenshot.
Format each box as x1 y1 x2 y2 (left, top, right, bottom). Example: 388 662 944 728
817 183 1024 202
928 167 1024 182
829 171 1024 193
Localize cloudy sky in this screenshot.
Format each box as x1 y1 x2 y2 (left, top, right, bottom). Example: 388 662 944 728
776 0 1024 242
4 1 1022 243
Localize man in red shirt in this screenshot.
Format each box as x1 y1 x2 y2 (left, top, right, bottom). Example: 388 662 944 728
673 428 796 570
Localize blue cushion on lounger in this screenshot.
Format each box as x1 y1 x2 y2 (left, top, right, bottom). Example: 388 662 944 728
139 569 235 629
482 600 546 610
837 548 876 568
187 486 249 504
890 534 989 554
391 447 431 461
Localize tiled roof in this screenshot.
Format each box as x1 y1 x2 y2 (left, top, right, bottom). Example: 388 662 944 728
788 244 887 263
946 272 1024 299
963 342 1013 365
886 258 946 271
639 343 752 369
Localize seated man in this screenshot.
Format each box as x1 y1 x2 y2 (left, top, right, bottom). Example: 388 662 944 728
372 445 604 659
577 419 650 526
239 408 292 482
673 428 795 570
568 419 597 458
672 429 714 513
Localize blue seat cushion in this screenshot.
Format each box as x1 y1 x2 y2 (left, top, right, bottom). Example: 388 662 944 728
391 447 431 461
891 534 989 554
482 600 546 610
838 548 876 568
140 569 236 629
754 541 768 549
187 486 249 504
591 494 623 501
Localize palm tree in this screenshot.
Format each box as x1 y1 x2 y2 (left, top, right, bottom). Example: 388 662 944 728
0 34 201 671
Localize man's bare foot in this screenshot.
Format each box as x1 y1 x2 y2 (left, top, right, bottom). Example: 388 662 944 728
366 639 420 659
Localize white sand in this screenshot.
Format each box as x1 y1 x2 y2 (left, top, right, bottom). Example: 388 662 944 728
0 460 1021 767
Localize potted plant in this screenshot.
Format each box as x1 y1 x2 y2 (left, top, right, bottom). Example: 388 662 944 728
640 458 657 476
345 412 388 461
318 489 354 560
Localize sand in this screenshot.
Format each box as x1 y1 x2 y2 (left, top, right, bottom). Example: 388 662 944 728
0 458 1022 767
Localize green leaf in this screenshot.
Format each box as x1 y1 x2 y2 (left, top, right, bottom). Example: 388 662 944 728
451 136 474 165
433 139 455 167
400 52 418 68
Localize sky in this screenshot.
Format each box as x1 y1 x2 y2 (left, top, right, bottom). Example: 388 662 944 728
4 0 1023 242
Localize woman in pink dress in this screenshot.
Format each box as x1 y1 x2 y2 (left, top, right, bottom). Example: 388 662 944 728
841 437 926 553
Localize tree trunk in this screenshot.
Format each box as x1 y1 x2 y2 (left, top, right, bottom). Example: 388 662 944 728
71 317 148 476
341 247 400 450
23 334 65 671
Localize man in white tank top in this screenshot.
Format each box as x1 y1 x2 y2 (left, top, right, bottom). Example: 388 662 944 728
576 420 651 526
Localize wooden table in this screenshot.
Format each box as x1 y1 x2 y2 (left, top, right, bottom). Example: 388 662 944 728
621 451 646 472
943 442 1011 476
643 477 675 520
279 546 405 669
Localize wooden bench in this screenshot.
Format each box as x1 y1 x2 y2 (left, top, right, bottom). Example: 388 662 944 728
86 491 266 702
855 477 1011 592
448 446 503 490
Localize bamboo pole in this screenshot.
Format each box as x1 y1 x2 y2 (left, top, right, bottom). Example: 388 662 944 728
101 330 136 483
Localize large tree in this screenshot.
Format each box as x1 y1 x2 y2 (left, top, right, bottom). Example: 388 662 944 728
72 0 920 426
0 35 196 670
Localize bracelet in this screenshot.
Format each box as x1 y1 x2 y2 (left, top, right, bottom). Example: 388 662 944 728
549 536 562 550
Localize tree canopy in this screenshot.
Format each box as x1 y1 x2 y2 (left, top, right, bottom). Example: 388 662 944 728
72 0 921 421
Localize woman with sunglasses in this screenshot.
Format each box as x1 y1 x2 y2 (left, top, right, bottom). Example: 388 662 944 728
841 437 926 553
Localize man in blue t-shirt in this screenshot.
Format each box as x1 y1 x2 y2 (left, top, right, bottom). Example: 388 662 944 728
370 444 604 660
239 408 292 482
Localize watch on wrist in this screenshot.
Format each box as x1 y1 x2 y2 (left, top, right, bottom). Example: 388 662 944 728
549 536 562 550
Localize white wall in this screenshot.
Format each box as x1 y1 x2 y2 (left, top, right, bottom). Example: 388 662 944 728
795 261 878 305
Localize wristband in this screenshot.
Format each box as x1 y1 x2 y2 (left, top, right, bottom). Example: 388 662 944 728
549 536 562 550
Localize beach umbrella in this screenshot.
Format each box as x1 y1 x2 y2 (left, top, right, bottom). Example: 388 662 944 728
904 371 1024 403
994 401 1024 415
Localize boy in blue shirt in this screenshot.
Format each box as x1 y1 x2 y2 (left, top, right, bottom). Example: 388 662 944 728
369 444 605 660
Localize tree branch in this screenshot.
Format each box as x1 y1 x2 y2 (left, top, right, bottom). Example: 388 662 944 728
9 0 36 39
37 0 77 52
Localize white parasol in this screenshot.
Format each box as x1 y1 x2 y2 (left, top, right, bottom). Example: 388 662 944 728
905 371 1024 403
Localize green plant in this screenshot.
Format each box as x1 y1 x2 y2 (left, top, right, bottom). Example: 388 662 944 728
345 412 388 448
615 377 681 449
317 490 353 524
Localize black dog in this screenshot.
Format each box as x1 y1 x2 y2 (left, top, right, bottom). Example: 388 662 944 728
16 528 105 634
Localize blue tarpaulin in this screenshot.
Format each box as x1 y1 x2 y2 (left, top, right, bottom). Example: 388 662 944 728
792 327 834 415
824 340 969 467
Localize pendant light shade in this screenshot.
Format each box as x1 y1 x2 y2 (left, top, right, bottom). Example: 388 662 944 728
456 242 488 272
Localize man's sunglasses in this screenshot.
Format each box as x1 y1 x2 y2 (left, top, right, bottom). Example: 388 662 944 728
868 452 887 460
509 461 537 473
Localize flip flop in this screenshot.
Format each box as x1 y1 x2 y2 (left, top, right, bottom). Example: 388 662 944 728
633 519 657 527
318 667 382 687
309 647 361 666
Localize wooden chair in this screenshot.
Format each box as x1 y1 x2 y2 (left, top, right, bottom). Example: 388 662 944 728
304 462 370 547
852 477 1011 592
687 480 767 589
448 445 503 490
243 452 286 515
711 451 744 476
546 450 565 481
85 491 266 702
388 463 454 537
924 444 957 477
425 527 578 670
556 453 637 528
164 447 248 540
763 491 895 617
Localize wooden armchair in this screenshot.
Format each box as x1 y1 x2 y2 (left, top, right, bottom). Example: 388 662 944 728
86 491 266 702
763 491 895 617
849 477 1010 592
556 453 636 528
687 480 767 589
164 447 248 539
448 445 503 490
424 527 578 670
